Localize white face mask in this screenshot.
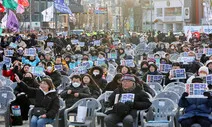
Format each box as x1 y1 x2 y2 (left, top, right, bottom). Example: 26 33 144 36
72 82 81 88
47 66 52 72
171 46 175 49
93 72 99 76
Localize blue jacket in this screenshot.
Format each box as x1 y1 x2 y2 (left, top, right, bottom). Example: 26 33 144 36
22 56 40 67
178 94 212 122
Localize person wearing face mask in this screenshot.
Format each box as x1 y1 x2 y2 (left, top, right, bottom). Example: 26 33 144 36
125 44 134 57
12 72 39 121
65 45 74 54
90 66 107 90
45 62 62 88
139 61 149 77
187 66 209 83
60 75 91 127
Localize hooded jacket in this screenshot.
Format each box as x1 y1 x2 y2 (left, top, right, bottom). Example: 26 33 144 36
17 81 59 119
90 66 107 90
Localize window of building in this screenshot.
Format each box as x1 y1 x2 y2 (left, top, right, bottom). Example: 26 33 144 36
34 1 39 12
156 8 163 17
32 14 39 22
165 7 182 16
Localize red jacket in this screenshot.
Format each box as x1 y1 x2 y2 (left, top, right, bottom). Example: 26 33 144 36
2 69 15 82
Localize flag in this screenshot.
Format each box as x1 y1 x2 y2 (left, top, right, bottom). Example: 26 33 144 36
54 0 72 14
16 4 24 14
1 14 7 29
0 3 5 12
6 10 19 32
3 0 18 10
18 0 29 7
41 5 54 22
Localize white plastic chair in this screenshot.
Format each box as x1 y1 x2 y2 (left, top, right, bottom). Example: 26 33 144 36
147 82 163 95
64 98 101 127
164 86 186 97
141 98 177 127
165 82 185 90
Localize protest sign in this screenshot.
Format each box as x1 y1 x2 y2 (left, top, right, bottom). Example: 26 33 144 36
4 49 14 56
204 48 212 56
9 42 17 49
119 93 135 103
185 83 208 98
47 42 54 47
120 60 135 67
71 39 79 45
108 53 117 59
158 64 172 73
206 75 212 85
146 75 164 83
93 40 101 46
54 65 63 71
78 42 85 47
24 48 36 56
29 67 44 76
3 56 11 67
178 57 195 64
95 60 106 66
170 69 186 80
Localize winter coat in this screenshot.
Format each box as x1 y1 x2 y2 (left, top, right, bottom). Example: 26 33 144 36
45 70 62 88
103 81 120 93
129 37 140 45
178 93 212 122
60 84 91 108
87 85 101 99
2 65 22 82
107 85 151 118
17 82 59 119
22 56 40 67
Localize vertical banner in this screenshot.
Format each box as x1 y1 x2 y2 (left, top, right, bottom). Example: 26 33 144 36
6 10 19 32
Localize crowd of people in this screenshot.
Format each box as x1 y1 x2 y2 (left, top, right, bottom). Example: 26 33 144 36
0 30 211 127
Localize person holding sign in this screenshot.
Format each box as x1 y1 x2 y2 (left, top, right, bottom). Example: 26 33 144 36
90 66 107 90
178 77 212 127
165 62 187 85
22 52 40 67
104 74 151 127
142 64 161 83
205 60 212 74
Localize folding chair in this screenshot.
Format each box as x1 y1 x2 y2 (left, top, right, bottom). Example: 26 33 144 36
147 82 163 95
164 86 185 97
141 98 177 127
28 98 65 127
155 91 180 104
0 86 13 92
57 75 70 94
64 98 101 127
0 91 16 127
165 82 185 90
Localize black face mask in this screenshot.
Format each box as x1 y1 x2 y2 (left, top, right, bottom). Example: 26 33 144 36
141 67 148 72
23 77 33 84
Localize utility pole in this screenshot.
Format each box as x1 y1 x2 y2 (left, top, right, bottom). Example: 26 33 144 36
29 0 32 31
150 0 153 31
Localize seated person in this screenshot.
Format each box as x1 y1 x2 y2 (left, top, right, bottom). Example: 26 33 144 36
178 77 212 127
59 75 91 127
104 74 151 127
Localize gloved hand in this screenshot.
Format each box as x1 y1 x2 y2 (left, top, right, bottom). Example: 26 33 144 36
2 64 6 70
113 102 131 118
125 101 134 109
182 92 189 98
203 92 211 99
